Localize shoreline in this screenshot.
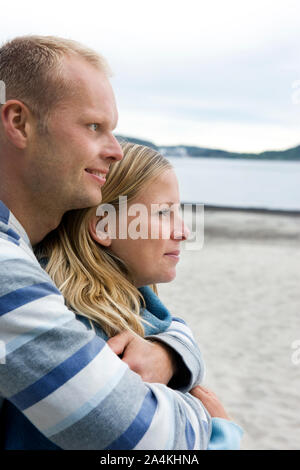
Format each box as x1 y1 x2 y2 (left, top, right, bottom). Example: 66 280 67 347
181 202 300 217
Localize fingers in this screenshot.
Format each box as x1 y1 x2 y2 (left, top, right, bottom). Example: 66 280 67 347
190 385 210 398
107 330 133 355
190 385 231 420
192 385 209 393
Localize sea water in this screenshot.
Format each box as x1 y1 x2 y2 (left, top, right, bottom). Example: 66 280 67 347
167 157 300 211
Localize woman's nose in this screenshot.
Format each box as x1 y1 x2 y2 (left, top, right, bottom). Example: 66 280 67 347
172 219 190 241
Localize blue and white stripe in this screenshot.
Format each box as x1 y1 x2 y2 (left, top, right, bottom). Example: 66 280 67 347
133 385 176 450
0 200 211 449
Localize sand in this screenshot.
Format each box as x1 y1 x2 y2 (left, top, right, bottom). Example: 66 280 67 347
157 208 300 450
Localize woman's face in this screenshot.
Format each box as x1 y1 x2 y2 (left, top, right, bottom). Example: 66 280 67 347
104 169 190 287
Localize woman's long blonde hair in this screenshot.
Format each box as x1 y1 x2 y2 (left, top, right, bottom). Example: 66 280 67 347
35 142 172 337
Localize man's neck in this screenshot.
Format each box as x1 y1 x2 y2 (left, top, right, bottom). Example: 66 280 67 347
0 191 62 245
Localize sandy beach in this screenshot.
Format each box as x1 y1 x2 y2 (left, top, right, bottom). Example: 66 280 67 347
157 208 300 450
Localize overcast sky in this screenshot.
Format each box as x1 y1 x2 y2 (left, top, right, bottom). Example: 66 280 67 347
1 0 300 152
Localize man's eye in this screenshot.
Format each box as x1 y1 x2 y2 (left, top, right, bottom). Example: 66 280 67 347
89 124 99 131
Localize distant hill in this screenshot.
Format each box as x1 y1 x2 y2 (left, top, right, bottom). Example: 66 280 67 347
116 135 158 150
115 134 300 161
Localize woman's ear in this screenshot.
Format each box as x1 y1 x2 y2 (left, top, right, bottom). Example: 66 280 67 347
89 214 112 247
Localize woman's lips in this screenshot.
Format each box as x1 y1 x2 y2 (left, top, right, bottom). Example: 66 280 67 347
164 250 180 260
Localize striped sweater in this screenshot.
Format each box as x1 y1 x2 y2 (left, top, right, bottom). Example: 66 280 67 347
0 200 211 450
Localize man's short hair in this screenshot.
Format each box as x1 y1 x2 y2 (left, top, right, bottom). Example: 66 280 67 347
0 35 110 132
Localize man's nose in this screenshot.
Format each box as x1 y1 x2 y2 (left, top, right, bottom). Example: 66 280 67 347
101 134 123 163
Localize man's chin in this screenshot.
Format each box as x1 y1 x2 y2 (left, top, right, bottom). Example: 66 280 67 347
69 193 103 211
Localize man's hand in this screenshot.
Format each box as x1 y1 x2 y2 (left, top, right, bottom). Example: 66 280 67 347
190 385 231 420
107 330 177 384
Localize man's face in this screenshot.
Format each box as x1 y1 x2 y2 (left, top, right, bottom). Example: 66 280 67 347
26 56 123 213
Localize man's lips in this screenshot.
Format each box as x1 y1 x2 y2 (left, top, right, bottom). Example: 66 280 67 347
85 168 108 185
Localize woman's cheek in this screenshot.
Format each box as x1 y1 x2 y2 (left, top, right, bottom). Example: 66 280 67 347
148 216 160 239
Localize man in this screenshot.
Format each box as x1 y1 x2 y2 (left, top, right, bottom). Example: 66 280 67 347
0 35 211 449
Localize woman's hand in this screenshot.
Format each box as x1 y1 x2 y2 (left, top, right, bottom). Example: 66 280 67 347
190 385 231 420
107 330 177 384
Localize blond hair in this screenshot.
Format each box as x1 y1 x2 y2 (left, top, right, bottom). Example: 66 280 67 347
35 143 172 337
0 35 110 131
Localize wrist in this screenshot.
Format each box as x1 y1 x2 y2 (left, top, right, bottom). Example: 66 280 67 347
147 339 178 376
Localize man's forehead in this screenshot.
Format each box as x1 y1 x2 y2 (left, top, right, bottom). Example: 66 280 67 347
62 54 106 81
61 55 113 101
59 55 117 124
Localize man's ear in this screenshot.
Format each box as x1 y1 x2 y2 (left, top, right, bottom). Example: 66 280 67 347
1 100 32 149
89 214 112 247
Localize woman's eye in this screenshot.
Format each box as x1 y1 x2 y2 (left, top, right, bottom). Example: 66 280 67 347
89 124 99 131
158 209 170 216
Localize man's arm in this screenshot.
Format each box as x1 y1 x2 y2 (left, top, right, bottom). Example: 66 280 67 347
0 241 211 450
107 330 177 384
147 316 205 391
121 285 205 392
107 319 204 392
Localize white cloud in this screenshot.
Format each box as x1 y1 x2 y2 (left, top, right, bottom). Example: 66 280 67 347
1 0 300 151
116 108 300 153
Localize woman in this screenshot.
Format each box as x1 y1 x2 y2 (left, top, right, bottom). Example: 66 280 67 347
36 142 243 449
38 143 185 335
